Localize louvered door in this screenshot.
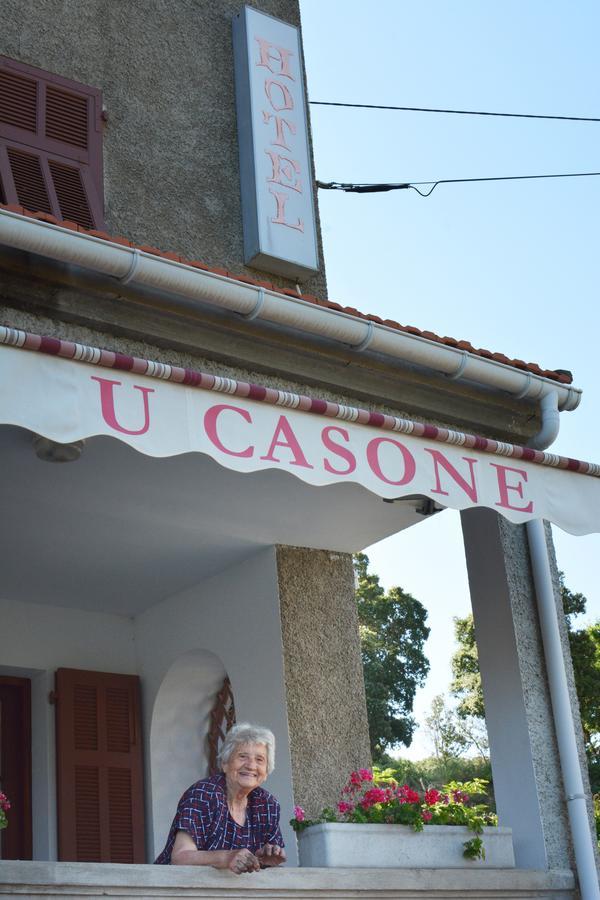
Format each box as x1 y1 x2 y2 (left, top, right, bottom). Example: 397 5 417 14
0 56 103 228
55 669 145 863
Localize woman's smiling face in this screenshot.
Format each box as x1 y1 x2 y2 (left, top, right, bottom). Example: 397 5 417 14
223 742 268 795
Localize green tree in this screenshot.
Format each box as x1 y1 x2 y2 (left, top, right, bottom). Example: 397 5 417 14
424 694 470 765
355 553 430 760
450 574 600 791
450 615 484 719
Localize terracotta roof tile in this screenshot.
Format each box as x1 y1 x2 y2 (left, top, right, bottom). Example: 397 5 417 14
0 203 573 385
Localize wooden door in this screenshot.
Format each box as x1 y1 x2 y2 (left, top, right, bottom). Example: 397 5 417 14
0 676 32 860
55 668 145 863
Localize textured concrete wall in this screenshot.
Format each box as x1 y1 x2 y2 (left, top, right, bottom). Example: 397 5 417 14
461 509 597 873
1 0 327 296
276 546 371 816
497 515 572 870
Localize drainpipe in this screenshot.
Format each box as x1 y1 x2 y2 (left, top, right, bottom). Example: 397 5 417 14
527 390 560 450
526 392 600 899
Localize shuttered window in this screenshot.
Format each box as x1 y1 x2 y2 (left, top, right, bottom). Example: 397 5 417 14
0 57 103 228
55 668 145 863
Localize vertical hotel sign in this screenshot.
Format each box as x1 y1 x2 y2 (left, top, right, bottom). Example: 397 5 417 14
233 6 319 280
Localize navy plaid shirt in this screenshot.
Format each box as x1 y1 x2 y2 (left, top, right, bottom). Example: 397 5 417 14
155 773 284 864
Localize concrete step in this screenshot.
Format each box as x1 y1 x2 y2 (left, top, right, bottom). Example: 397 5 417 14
0 861 577 899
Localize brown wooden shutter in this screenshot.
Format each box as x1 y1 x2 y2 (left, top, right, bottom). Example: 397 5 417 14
55 668 145 863
0 56 103 228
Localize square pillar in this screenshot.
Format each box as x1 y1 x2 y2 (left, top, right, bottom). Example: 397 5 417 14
276 546 371 816
461 508 579 870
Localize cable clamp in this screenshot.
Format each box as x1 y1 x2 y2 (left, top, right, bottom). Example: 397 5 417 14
118 248 142 285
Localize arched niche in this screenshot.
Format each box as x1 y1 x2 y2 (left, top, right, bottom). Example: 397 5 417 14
150 648 227 854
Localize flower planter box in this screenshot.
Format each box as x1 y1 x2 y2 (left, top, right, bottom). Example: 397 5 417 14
297 822 515 868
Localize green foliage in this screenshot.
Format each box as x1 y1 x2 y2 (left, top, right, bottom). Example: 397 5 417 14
568 622 600 746
450 615 484 718
593 794 600 846
425 694 471 764
463 836 485 860
424 693 489 768
354 553 430 758
450 573 600 795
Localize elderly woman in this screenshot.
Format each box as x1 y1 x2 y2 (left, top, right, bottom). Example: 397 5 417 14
155 723 286 873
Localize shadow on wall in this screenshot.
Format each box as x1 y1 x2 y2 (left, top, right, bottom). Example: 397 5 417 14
150 648 228 854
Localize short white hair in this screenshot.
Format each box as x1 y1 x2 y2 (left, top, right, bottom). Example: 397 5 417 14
218 723 276 775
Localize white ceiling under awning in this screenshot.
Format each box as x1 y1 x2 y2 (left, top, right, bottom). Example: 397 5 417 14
0 425 430 616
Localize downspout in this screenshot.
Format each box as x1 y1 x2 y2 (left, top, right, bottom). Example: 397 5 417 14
526 392 600 898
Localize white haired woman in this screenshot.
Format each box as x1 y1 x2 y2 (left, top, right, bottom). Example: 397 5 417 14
155 723 286 873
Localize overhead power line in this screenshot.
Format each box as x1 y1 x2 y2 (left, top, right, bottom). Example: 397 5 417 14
317 171 600 198
310 100 600 123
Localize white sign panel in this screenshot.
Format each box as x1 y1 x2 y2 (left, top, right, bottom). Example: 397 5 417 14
2 342 600 537
233 5 319 280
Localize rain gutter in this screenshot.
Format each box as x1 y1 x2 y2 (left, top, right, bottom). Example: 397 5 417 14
0 209 581 414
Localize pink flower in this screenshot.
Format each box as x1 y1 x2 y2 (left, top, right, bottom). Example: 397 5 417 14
422 810 433 822
337 800 354 814
294 805 305 822
0 792 10 812
358 768 373 782
452 789 469 804
349 771 363 787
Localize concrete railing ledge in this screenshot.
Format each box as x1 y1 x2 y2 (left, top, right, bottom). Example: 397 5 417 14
0 860 577 899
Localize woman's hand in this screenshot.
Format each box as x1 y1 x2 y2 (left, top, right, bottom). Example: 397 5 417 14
256 843 287 867
227 848 261 874
170 832 260 872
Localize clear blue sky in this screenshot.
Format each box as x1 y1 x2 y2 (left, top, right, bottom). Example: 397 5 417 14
299 0 599 758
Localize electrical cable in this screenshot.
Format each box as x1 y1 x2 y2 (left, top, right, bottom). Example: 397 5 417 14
309 100 600 123
317 171 600 197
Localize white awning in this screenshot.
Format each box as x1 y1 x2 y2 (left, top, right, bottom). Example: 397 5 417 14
2 327 599 536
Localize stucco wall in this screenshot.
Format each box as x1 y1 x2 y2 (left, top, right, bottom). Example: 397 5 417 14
134 547 297 862
1 0 327 297
276 546 371 817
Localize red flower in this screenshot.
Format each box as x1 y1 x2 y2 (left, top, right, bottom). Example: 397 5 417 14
424 788 441 806
360 787 388 809
422 810 433 822
396 784 420 805
358 768 373 782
